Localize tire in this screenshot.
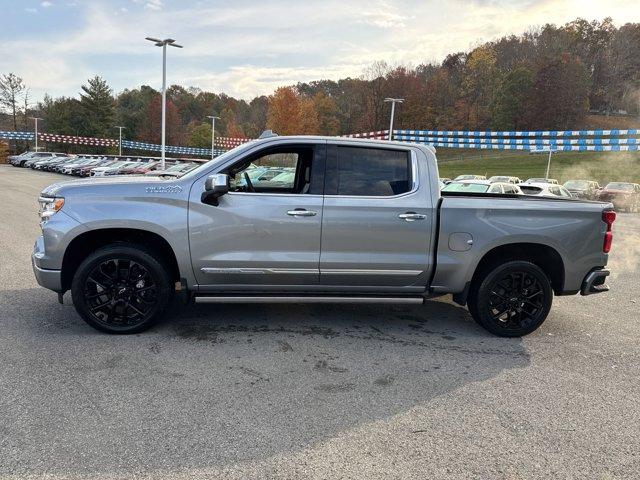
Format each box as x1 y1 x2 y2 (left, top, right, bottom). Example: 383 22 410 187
71 243 173 334
468 260 553 337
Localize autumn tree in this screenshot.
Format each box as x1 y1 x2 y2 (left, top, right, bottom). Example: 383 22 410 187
266 87 302 135
491 66 534 130
140 95 182 144
526 54 590 129
312 92 340 135
463 46 498 129
0 141 9 163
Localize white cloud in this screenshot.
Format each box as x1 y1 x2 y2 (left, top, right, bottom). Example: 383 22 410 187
144 0 162 11
25 7 38 13
41 1 53 7
3 0 640 102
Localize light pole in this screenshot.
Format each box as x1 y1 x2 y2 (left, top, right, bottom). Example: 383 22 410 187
30 117 43 151
384 98 404 141
206 115 220 160
530 148 557 179
145 36 183 170
115 126 125 156
545 149 553 179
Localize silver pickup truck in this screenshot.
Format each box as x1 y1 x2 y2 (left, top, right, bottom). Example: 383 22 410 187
32 135 616 337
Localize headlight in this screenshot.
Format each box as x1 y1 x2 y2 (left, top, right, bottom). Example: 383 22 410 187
38 196 65 221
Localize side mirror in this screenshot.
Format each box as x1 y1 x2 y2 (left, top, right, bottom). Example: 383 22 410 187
201 173 229 206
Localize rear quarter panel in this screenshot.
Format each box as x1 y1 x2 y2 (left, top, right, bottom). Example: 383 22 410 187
432 196 611 294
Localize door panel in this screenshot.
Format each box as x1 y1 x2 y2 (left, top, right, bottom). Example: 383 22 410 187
190 193 323 288
189 142 326 290
319 147 434 289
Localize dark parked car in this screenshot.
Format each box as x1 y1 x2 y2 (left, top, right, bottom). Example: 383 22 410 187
563 180 600 200
119 161 162 175
597 182 640 212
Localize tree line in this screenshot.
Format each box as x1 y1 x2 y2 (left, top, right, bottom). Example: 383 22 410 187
1 17 638 150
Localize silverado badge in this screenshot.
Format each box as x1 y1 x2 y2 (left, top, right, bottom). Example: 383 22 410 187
145 185 183 194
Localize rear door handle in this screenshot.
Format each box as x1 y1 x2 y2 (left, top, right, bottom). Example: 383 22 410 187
398 212 426 222
287 209 317 217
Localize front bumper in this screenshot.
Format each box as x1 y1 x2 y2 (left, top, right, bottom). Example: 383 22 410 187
580 269 610 296
32 236 62 292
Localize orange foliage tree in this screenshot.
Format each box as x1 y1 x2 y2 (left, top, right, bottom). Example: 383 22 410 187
267 87 320 135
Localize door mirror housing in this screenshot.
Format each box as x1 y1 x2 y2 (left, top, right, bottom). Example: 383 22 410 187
201 173 229 205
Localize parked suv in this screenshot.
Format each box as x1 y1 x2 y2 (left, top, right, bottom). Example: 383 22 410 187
563 180 601 200
597 182 640 212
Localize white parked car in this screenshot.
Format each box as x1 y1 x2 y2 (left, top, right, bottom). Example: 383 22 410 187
524 177 559 185
488 175 522 184
453 174 487 181
442 180 523 195
520 182 573 198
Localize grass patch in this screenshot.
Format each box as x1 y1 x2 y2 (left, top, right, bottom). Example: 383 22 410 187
435 149 640 184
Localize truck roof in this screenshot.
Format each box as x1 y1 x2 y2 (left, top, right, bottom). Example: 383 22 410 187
244 135 436 154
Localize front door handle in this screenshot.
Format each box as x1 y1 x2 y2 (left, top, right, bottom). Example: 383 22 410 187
287 209 317 217
398 212 426 222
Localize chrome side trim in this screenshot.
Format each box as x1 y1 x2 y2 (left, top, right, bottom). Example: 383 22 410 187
200 267 318 275
195 296 424 304
320 269 422 276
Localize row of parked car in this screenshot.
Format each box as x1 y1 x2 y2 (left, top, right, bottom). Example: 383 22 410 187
439 174 640 212
8 151 200 178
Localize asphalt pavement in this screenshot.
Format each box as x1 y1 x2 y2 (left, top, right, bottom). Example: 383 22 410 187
1 164 638 479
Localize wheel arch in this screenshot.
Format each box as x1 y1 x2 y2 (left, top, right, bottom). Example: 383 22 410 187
454 242 565 305
472 243 565 293
61 228 181 292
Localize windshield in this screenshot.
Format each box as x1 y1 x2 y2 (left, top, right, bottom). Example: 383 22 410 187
442 182 489 193
605 182 634 191
489 176 509 182
564 180 589 189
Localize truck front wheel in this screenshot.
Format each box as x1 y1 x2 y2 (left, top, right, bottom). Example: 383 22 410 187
71 244 173 334
468 260 553 337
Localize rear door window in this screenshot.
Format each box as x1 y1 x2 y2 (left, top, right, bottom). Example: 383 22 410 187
327 146 411 196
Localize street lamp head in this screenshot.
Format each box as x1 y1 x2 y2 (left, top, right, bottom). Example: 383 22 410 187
145 37 183 48
206 115 221 120
384 98 404 103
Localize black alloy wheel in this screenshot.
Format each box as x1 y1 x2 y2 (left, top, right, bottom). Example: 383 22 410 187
468 260 553 337
83 258 157 328
71 244 173 334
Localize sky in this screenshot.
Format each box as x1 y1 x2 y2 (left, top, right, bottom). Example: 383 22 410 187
1 0 639 103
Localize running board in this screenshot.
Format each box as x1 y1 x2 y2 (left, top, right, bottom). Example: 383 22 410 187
194 296 424 304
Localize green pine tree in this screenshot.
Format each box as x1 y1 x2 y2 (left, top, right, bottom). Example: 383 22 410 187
79 76 115 137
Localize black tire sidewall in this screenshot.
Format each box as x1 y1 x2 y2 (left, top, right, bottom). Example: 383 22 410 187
470 260 553 337
71 244 173 334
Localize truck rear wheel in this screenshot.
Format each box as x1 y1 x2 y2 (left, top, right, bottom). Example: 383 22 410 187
71 244 173 334
468 260 553 337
